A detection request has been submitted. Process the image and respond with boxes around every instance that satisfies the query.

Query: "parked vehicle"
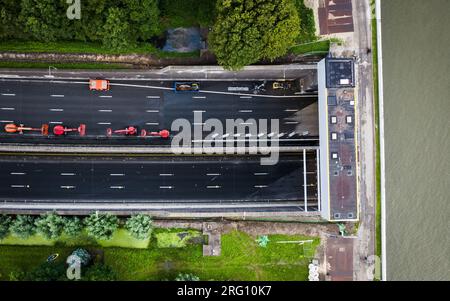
[174,82,200,92]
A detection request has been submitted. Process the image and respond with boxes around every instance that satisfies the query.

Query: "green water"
[381,0,450,280]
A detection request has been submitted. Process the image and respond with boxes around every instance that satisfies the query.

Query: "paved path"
[353,0,377,281]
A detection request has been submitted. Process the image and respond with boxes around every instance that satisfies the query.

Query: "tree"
[63,217,83,237]
[102,7,132,50]
[83,264,116,281]
[175,273,200,281]
[18,0,71,42]
[35,212,65,239]
[125,214,153,240]
[0,215,12,240]
[84,213,118,240]
[209,0,300,70]
[123,0,161,41]
[10,215,36,239]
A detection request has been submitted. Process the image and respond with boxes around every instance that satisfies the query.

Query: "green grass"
[0,230,320,281]
[290,40,331,55]
[0,40,200,59]
[0,61,128,69]
[371,0,382,279]
[0,245,73,280]
[105,231,320,281]
[0,228,150,249]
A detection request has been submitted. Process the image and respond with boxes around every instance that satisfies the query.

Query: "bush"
[175,273,200,281]
[125,214,153,240]
[10,215,36,239]
[25,262,66,281]
[63,217,84,237]
[0,215,12,239]
[84,213,118,240]
[83,264,116,281]
[35,212,65,239]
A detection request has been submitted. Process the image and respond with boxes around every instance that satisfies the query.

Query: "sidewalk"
[0,64,317,81]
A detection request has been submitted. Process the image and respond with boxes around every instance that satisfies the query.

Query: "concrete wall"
[318,59,330,220]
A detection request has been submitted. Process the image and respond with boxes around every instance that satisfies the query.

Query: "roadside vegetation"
[0,213,319,281]
[0,0,320,70]
[370,0,382,280]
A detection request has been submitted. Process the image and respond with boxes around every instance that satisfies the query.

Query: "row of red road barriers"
[4,123,170,139]
[3,79,172,139]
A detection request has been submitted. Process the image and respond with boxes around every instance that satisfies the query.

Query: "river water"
[381,0,450,280]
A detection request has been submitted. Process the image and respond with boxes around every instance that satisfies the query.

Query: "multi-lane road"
[0,78,318,146]
[0,153,319,212]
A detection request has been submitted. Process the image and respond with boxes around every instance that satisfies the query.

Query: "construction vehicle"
[89,79,110,91]
[140,129,170,139]
[174,82,200,92]
[106,126,138,137]
[4,123,49,136]
[53,124,86,136]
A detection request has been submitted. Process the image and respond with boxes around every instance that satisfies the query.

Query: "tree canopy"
[84,213,118,240]
[10,215,36,239]
[125,214,153,240]
[209,0,301,70]
[0,215,12,239]
[35,212,65,239]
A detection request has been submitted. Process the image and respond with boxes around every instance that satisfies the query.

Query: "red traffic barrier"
[53,124,86,136]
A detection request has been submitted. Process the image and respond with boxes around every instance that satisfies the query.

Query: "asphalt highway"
[0,79,318,147]
[0,153,318,211]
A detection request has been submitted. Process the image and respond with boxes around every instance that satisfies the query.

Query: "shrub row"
[0,213,153,241]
